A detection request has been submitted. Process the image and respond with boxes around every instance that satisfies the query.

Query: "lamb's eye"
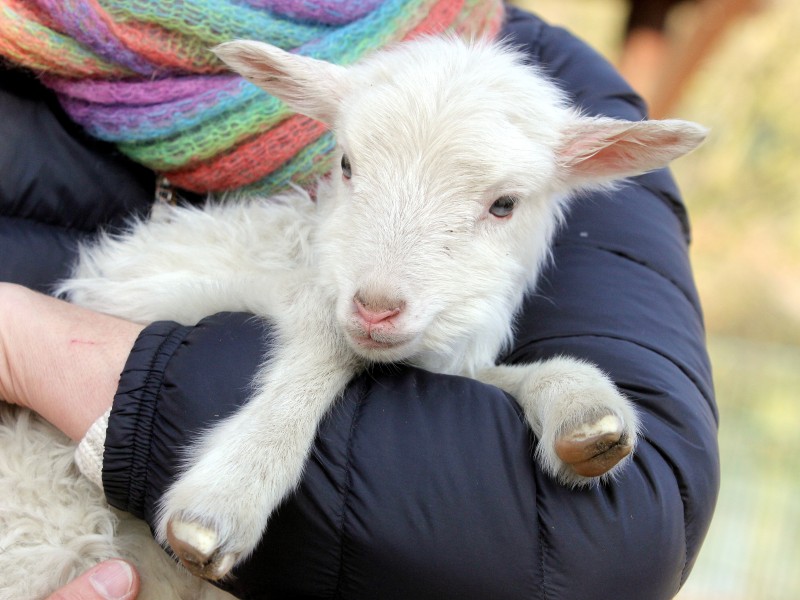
[341,153,352,179]
[489,195,517,218]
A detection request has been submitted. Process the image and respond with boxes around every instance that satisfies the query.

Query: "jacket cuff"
[102,320,192,519]
[100,313,266,523]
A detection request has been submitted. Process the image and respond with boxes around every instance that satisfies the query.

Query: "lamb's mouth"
[347,330,417,359]
[352,335,398,349]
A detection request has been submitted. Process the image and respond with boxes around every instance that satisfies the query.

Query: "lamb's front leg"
[157,328,357,580]
[477,357,640,487]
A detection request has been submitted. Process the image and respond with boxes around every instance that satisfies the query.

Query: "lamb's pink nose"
[353,295,403,325]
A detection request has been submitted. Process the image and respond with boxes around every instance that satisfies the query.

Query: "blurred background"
[512,1,799,598]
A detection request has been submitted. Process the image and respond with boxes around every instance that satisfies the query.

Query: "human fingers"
[45,559,140,600]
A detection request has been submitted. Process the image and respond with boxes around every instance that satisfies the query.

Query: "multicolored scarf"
[0,0,504,197]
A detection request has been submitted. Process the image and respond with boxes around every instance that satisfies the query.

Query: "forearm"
[0,283,144,441]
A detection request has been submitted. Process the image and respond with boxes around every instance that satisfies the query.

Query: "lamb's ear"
[213,40,347,124]
[557,116,708,186]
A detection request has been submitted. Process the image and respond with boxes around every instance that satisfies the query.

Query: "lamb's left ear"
[557,116,708,186]
[213,40,347,124]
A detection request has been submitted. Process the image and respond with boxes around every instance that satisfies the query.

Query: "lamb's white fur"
[49,36,706,582]
[0,404,234,599]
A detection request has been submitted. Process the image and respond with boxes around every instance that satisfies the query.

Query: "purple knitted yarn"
[58,78,255,141]
[32,0,157,75]
[247,0,385,24]
[45,75,241,105]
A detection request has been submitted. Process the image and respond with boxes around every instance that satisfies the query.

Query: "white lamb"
[58,35,706,581]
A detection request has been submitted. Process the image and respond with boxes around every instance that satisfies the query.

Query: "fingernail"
[89,559,135,600]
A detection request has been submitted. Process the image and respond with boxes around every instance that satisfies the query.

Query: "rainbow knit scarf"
[0,0,504,197]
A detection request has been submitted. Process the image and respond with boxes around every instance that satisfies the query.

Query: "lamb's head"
[214,37,706,371]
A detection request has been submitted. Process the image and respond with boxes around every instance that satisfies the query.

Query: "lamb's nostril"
[353,294,403,325]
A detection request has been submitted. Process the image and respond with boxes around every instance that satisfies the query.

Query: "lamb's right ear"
[213,41,347,124]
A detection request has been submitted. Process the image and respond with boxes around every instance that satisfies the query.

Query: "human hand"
[46,559,139,600]
[0,283,144,440]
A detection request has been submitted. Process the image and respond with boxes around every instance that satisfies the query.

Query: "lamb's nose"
[353,294,403,324]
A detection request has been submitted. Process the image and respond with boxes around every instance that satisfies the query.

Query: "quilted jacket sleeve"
[100,8,719,600]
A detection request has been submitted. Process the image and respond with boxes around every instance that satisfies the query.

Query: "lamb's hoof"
[554,415,633,478]
[166,519,237,581]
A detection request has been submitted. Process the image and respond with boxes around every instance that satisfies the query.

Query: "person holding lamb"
[0,2,718,598]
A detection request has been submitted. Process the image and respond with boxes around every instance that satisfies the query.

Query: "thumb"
[47,559,140,600]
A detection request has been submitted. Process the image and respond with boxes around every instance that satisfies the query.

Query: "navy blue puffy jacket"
[0,7,719,599]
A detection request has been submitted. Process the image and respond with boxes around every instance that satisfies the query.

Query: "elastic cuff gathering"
[101,320,191,519]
